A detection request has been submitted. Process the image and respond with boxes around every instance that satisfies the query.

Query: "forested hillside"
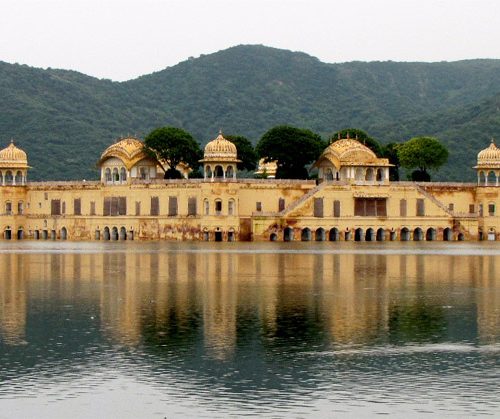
[1,45,500,180]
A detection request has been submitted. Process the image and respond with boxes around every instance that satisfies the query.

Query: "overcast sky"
[1,0,499,81]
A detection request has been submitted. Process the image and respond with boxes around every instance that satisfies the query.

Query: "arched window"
[487,171,496,186]
[478,171,486,185]
[215,199,222,215]
[228,199,235,216]
[376,169,383,181]
[105,168,112,183]
[214,165,224,179]
[205,165,212,179]
[226,165,234,178]
[365,168,374,181]
[120,167,127,183]
[204,199,209,215]
[355,168,364,180]
[5,171,13,185]
[112,168,119,182]
[0,171,3,185]
[15,171,23,185]
[5,201,12,215]
[324,168,334,181]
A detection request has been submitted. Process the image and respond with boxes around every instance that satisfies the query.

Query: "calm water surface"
[0,241,499,418]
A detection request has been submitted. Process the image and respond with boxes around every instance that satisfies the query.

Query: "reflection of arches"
[103,227,110,241]
[61,227,67,240]
[400,227,410,241]
[301,228,312,241]
[443,227,453,241]
[111,227,119,240]
[354,228,364,241]
[270,232,278,241]
[426,228,436,241]
[329,228,339,241]
[413,227,423,241]
[376,228,385,241]
[120,226,127,240]
[365,228,375,241]
[284,227,294,242]
[315,228,325,241]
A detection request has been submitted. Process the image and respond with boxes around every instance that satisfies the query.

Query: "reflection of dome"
[0,140,29,168]
[476,140,500,168]
[99,137,150,169]
[201,133,238,162]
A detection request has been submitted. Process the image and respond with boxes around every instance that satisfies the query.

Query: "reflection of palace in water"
[1,249,499,354]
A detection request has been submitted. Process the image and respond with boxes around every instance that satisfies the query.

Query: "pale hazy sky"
[1,0,499,81]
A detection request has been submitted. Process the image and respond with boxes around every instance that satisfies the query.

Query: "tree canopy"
[225,135,258,172]
[397,136,448,181]
[144,126,202,179]
[256,125,325,179]
[330,128,383,156]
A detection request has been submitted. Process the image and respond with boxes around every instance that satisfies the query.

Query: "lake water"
[0,241,499,418]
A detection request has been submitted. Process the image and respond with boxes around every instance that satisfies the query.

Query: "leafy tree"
[256,125,325,179]
[144,126,202,179]
[330,128,383,156]
[381,142,401,181]
[225,135,258,171]
[397,136,448,181]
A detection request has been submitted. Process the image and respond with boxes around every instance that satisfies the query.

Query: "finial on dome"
[10,139,14,145]
[219,128,223,136]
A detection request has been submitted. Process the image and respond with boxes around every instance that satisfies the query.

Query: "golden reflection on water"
[0,248,499,355]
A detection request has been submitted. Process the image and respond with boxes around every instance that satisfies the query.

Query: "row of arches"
[204,198,236,216]
[0,170,26,186]
[478,170,499,186]
[202,228,236,242]
[96,226,134,241]
[272,226,471,242]
[104,167,127,184]
[3,227,68,240]
[204,165,235,180]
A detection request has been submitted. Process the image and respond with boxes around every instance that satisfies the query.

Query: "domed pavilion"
[0,140,29,186]
[314,135,392,183]
[475,140,500,186]
[199,132,240,181]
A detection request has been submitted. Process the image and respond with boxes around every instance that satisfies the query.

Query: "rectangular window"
[51,199,61,215]
[400,199,407,217]
[333,200,341,217]
[44,192,48,200]
[469,204,475,214]
[416,198,425,216]
[488,204,495,216]
[168,196,178,216]
[448,203,454,212]
[135,201,141,216]
[479,204,484,217]
[354,198,387,216]
[188,197,197,216]
[228,200,234,216]
[256,202,262,212]
[90,201,96,216]
[150,196,159,216]
[74,198,81,216]
[215,200,222,215]
[17,201,23,215]
[278,198,285,212]
[313,197,324,217]
[103,197,127,216]
[5,202,12,215]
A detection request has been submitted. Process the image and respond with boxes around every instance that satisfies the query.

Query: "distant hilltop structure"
[0,133,498,242]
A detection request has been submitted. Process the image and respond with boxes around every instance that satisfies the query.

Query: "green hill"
[1,45,500,180]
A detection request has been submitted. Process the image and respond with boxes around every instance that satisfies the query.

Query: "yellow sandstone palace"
[0,133,499,242]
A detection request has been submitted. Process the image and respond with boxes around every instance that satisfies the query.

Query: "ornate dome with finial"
[98,137,150,169]
[476,140,500,168]
[201,132,239,162]
[0,140,29,169]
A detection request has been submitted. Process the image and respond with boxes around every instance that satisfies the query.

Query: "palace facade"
[0,133,499,242]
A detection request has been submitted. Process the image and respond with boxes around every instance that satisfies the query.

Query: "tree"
[256,125,325,179]
[330,128,383,156]
[397,136,448,181]
[144,126,202,179]
[225,135,258,171]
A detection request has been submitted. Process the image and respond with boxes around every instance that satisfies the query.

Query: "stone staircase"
[279,181,331,216]
[414,184,455,217]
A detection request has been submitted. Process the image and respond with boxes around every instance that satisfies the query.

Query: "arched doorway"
[17,228,23,240]
[203,229,209,241]
[111,227,119,240]
[95,230,101,240]
[488,229,496,241]
[60,227,67,240]
[426,228,436,241]
[443,228,452,241]
[228,228,235,242]
[365,228,375,241]
[457,233,465,241]
[315,228,325,241]
[119,227,127,240]
[270,233,278,241]
[4,227,12,240]
[34,230,40,240]
[103,227,110,241]
[284,227,294,242]
[42,230,48,240]
[376,228,385,241]
[413,227,423,241]
[344,230,352,241]
[214,165,224,179]
[354,228,364,242]
[214,229,223,242]
[329,228,339,241]
[400,227,410,241]
[301,228,312,241]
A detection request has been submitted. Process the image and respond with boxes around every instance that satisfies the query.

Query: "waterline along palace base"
[0,133,499,242]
